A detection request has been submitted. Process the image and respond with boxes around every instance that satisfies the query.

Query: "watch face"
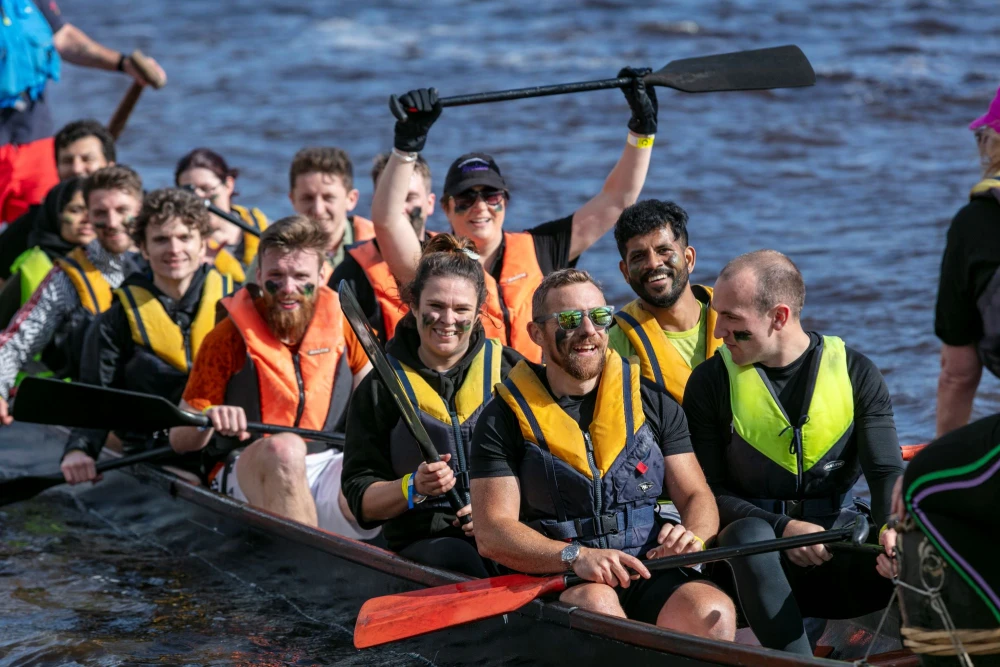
[561,543,580,563]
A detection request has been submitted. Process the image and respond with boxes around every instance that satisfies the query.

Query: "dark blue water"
[3,0,999,662]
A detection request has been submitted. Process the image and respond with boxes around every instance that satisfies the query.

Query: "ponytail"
[401,233,487,311]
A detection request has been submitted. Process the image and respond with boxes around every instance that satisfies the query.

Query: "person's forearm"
[52,24,121,70]
[360,479,409,523]
[64,428,106,460]
[169,425,212,453]
[675,488,720,541]
[371,152,422,286]
[936,369,980,437]
[476,517,568,574]
[568,137,652,259]
[715,489,791,535]
[0,274,70,400]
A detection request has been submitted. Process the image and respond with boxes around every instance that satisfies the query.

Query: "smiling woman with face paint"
[341,233,524,576]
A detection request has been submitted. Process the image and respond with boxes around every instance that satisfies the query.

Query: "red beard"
[264,291,317,343]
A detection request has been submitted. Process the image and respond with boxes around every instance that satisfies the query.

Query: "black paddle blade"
[647,45,815,92]
[12,378,205,431]
[0,472,63,507]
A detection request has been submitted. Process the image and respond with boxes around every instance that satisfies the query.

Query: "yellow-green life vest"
[719,336,856,502]
[10,246,53,305]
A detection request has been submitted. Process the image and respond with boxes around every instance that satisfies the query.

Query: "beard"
[628,263,690,309]
[264,291,317,343]
[548,331,607,381]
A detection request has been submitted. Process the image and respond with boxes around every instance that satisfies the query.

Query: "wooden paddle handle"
[107,50,165,140]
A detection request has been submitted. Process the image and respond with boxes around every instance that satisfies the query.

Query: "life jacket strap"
[534,504,656,540]
[747,492,852,519]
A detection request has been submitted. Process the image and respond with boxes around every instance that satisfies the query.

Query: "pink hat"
[970,86,1000,133]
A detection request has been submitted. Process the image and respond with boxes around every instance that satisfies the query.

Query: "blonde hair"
[977,127,1000,176]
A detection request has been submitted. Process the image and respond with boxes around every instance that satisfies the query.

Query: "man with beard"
[608,200,721,405]
[0,165,143,425]
[470,268,736,638]
[60,188,234,485]
[170,215,377,538]
[683,250,903,654]
[330,152,436,342]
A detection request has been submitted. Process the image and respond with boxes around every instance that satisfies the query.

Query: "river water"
[2,0,998,663]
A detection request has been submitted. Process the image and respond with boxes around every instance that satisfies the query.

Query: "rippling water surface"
[2,0,999,663]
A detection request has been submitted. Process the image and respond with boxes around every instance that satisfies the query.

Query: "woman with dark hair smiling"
[175,148,268,282]
[341,233,523,576]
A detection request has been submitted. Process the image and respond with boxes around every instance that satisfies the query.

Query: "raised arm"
[52,23,166,84]
[371,89,442,286]
[567,68,657,261]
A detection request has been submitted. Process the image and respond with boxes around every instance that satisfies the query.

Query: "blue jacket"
[0,0,60,107]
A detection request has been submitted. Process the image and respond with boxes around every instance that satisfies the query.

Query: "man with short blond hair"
[0,165,144,425]
[171,215,375,538]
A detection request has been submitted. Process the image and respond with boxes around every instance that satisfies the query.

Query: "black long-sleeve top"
[683,332,903,534]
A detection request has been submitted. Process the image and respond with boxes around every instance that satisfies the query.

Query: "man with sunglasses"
[682,250,903,654]
[609,199,721,405]
[0,165,144,425]
[369,70,658,361]
[470,268,736,638]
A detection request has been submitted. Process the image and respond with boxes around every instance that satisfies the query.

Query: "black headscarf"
[25,177,85,260]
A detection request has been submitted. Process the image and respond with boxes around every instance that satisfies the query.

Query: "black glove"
[618,67,658,136]
[389,88,442,153]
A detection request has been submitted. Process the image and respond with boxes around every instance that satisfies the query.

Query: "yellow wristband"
[627,132,655,148]
[401,473,413,501]
[878,523,888,540]
[201,405,214,414]
[692,535,706,550]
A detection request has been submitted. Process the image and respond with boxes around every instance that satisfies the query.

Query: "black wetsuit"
[683,332,904,654]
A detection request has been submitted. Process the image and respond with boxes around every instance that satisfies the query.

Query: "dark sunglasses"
[534,306,615,331]
[452,189,506,212]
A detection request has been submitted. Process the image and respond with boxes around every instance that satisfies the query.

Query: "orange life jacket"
[352,215,375,242]
[482,232,544,363]
[222,286,352,432]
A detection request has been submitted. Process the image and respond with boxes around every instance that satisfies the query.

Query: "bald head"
[718,250,805,319]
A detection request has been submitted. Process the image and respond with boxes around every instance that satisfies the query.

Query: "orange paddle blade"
[354,573,567,648]
[901,444,927,461]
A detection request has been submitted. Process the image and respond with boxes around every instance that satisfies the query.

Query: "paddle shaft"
[338,282,469,520]
[107,50,165,139]
[440,76,633,107]
[563,520,863,587]
[205,200,261,238]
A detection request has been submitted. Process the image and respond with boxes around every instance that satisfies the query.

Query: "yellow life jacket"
[115,269,233,373]
[55,247,113,315]
[970,172,1000,199]
[210,205,268,282]
[613,284,722,404]
[719,335,854,476]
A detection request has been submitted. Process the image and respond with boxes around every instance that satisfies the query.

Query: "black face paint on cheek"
[734,330,752,342]
[421,313,436,328]
[408,207,423,225]
[302,283,315,297]
[554,327,569,345]
[456,320,472,333]
[493,203,503,213]
[264,280,280,295]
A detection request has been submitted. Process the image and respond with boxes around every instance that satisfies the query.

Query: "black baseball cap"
[442,152,508,198]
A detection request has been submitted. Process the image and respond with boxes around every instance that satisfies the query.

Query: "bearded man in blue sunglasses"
[469,268,736,639]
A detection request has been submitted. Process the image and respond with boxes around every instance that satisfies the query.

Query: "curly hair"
[613,199,689,260]
[131,188,213,246]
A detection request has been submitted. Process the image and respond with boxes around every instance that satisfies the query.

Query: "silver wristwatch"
[560,542,581,571]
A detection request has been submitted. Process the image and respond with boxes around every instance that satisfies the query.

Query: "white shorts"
[211,448,381,541]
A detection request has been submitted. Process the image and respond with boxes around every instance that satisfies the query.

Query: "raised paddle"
[354,516,869,648]
[180,185,262,238]
[435,45,814,108]
[11,377,345,444]
[107,50,166,140]
[338,281,470,521]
